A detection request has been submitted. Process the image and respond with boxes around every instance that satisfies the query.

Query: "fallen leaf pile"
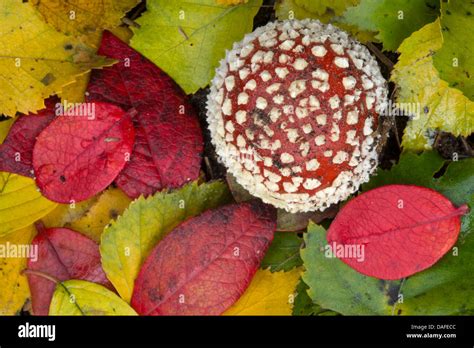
[0,0,472,317]
[87,31,204,198]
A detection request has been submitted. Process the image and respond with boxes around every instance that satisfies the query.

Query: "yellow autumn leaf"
[0,0,113,116]
[58,73,91,104]
[41,187,131,242]
[216,0,249,5]
[0,118,15,144]
[49,280,137,316]
[41,196,99,229]
[30,0,138,104]
[30,0,140,37]
[0,225,36,315]
[224,268,302,315]
[391,19,474,150]
[0,172,57,237]
[69,187,132,242]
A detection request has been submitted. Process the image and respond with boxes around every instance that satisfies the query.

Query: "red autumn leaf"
[32,101,135,203]
[0,97,57,177]
[86,31,203,198]
[26,225,112,315]
[327,184,469,280]
[131,201,277,315]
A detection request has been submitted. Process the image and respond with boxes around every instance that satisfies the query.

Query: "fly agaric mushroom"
[207,19,388,213]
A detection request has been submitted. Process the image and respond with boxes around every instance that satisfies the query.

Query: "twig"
[460,136,474,156]
[204,156,214,179]
[121,17,140,28]
[178,26,189,41]
[366,42,394,71]
[433,131,442,148]
[392,118,401,149]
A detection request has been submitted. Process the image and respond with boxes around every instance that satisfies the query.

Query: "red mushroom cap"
[207,19,388,213]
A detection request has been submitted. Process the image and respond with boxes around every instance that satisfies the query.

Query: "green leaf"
[49,280,137,316]
[100,181,233,303]
[292,278,338,316]
[302,153,474,315]
[362,151,474,206]
[276,0,328,21]
[292,279,316,315]
[130,0,262,94]
[433,0,474,100]
[363,151,444,190]
[276,0,359,21]
[302,223,398,315]
[261,232,303,272]
[341,0,440,51]
[275,0,376,42]
[391,20,474,150]
[294,0,359,16]
[396,198,474,315]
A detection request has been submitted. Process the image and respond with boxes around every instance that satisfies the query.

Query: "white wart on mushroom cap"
[207,19,388,213]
